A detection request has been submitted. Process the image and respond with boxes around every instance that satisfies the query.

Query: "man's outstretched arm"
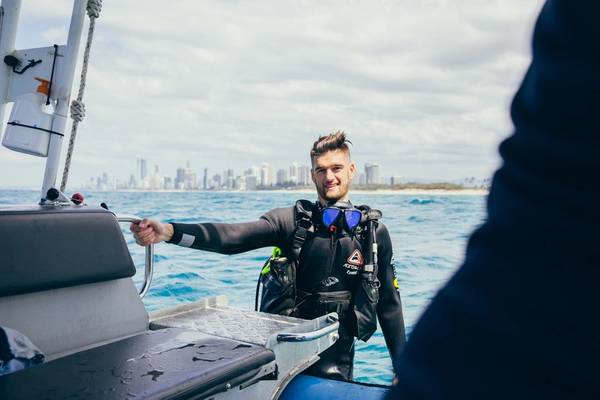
[130,207,294,254]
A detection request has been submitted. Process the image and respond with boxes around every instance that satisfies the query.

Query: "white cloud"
[0,0,545,188]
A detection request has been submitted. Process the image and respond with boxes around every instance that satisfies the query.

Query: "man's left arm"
[376,223,407,364]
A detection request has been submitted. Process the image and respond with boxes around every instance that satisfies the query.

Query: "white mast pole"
[40,0,86,199]
[0,0,22,125]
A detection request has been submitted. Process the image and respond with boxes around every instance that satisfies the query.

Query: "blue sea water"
[0,189,487,385]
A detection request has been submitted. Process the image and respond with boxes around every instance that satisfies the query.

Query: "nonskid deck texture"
[150,296,307,346]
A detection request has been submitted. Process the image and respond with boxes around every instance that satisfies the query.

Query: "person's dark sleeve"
[390,1,600,399]
[166,207,294,254]
[376,223,406,366]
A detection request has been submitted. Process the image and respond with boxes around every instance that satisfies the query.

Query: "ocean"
[0,189,487,385]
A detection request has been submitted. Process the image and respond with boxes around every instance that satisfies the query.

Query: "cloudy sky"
[1,0,545,188]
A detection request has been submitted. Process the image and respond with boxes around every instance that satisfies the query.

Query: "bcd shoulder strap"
[290,199,315,260]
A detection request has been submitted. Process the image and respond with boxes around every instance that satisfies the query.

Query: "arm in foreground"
[389,1,600,398]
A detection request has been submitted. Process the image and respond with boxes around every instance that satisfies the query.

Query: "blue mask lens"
[344,209,362,230]
[322,208,341,228]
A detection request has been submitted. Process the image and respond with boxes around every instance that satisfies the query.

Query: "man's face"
[311,149,356,204]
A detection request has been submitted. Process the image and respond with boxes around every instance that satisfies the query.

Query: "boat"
[0,1,393,398]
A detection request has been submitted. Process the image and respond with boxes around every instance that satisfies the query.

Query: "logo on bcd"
[342,249,365,275]
[347,249,364,266]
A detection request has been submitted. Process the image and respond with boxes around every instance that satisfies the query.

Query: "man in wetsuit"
[132,131,405,382]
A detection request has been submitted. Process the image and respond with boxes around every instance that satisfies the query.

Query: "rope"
[70,99,86,122]
[60,0,102,192]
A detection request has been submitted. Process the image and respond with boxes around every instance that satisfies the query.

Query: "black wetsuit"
[167,202,406,381]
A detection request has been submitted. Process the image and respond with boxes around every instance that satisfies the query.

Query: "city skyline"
[86,157,380,191]
[83,157,489,192]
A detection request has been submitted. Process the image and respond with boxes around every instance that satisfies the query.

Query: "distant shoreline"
[0,187,488,196]
[98,188,489,195]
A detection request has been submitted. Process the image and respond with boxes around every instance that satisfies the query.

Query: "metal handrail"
[276,313,340,342]
[116,214,154,298]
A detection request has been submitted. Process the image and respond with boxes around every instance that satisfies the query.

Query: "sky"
[0,0,546,189]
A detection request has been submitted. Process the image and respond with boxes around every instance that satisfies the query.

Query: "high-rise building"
[390,176,402,187]
[203,168,208,190]
[175,167,186,189]
[276,169,288,186]
[185,170,197,189]
[260,163,273,187]
[128,174,137,189]
[365,163,381,185]
[212,174,222,189]
[245,175,257,191]
[289,162,298,184]
[358,172,366,186]
[174,162,197,189]
[298,166,311,186]
[96,172,111,190]
[137,158,148,182]
[223,169,235,190]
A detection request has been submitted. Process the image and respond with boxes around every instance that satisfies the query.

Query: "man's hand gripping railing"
[116,214,154,298]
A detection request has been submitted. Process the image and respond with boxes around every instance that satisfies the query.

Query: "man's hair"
[310,130,352,162]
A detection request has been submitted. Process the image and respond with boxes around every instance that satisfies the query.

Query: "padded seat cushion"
[0,206,135,297]
[0,328,275,399]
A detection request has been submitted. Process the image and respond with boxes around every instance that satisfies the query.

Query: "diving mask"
[321,202,363,232]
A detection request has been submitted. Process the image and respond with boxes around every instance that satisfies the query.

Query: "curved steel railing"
[276,313,340,342]
[116,214,154,298]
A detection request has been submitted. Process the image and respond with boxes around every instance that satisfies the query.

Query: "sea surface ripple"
[1,190,486,385]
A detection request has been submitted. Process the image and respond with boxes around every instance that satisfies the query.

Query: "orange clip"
[34,77,50,95]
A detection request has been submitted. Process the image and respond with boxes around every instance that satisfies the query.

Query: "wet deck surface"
[0,328,275,400]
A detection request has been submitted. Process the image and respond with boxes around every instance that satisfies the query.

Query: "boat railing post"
[0,0,22,131]
[40,0,87,199]
[116,214,155,298]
